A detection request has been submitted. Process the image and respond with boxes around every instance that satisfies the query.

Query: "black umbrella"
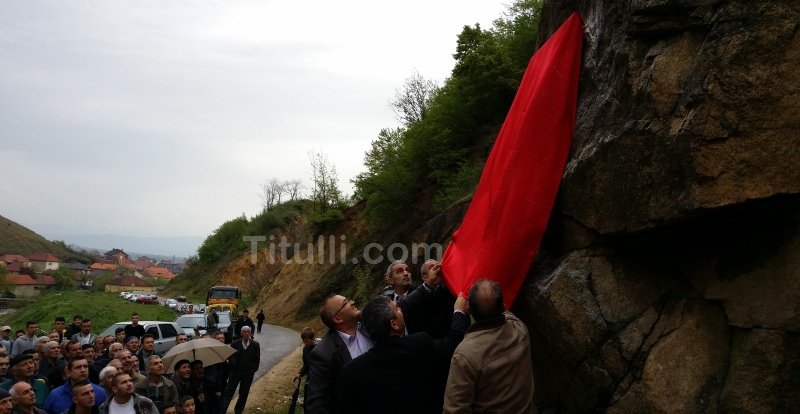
[288,379,301,414]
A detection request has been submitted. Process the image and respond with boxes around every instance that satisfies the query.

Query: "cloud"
[0,0,507,243]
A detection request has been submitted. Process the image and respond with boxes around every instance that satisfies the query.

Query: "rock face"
[517,0,800,411]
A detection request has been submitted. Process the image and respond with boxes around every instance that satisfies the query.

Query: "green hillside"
[0,215,92,263]
[171,0,544,315]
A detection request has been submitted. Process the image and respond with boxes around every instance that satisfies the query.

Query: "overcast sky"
[0,1,508,253]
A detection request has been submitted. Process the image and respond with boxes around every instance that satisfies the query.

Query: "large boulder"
[544,0,800,234]
[516,0,800,411]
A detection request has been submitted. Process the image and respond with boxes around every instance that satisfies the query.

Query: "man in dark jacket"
[255,311,265,334]
[333,294,469,414]
[380,261,415,302]
[222,327,259,414]
[202,332,228,414]
[398,260,456,339]
[231,311,255,341]
[123,315,145,344]
[306,295,373,414]
[63,317,82,344]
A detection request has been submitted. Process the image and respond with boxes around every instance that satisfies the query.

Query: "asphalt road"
[252,323,301,380]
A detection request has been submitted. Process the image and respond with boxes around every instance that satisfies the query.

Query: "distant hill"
[0,215,93,263]
[48,234,202,258]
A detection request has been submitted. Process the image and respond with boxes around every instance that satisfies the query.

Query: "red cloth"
[441,13,583,307]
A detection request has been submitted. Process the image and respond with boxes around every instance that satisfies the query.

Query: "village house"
[67,262,92,287]
[104,248,131,265]
[141,266,176,282]
[0,261,24,275]
[0,274,56,297]
[27,252,60,273]
[104,274,154,293]
[0,254,30,268]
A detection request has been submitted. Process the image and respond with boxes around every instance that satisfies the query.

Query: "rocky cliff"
[224,1,798,411]
[521,0,800,411]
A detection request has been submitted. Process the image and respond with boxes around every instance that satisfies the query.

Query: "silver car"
[99,321,184,354]
[174,312,231,338]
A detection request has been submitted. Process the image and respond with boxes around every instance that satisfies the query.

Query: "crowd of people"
[0,259,535,414]
[0,310,260,414]
[295,259,535,414]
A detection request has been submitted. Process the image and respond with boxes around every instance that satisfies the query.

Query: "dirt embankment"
[238,345,305,414]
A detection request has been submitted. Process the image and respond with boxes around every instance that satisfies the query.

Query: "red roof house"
[142,267,176,280]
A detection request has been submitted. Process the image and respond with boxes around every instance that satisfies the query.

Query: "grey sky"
[0,1,507,251]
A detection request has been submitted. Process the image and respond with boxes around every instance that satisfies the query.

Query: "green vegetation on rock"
[353,0,543,227]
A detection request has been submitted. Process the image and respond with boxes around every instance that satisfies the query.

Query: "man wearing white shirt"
[306,295,373,414]
[71,320,97,346]
[98,374,158,414]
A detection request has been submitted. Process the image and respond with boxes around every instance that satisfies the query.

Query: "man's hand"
[426,263,442,287]
[454,294,469,314]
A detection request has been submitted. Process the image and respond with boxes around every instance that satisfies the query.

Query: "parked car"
[174,312,232,341]
[99,321,184,354]
[136,295,159,304]
[174,314,209,337]
[176,296,187,302]
[193,304,206,314]
[177,303,191,314]
[164,299,178,309]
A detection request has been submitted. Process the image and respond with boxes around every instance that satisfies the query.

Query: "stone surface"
[590,255,674,325]
[515,2,800,411]
[544,0,800,234]
[690,209,800,331]
[639,300,728,413]
[527,251,608,369]
[719,329,800,413]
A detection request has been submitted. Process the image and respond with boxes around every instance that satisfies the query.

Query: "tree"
[259,178,286,211]
[52,267,75,291]
[390,70,439,126]
[308,152,343,213]
[285,179,304,201]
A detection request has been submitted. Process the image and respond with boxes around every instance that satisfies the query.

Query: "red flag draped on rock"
[441,13,584,307]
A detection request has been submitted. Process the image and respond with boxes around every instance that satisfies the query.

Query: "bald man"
[306,294,373,414]
[443,279,535,413]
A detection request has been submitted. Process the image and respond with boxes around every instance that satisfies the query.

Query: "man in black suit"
[232,310,256,341]
[333,292,469,414]
[306,295,373,414]
[399,259,457,339]
[222,326,260,414]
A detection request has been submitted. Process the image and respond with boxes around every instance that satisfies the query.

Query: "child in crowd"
[293,327,317,410]
[179,395,196,414]
[293,327,316,383]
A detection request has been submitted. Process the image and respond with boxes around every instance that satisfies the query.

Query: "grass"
[1,290,176,334]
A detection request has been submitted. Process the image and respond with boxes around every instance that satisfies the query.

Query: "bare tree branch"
[390,70,439,126]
